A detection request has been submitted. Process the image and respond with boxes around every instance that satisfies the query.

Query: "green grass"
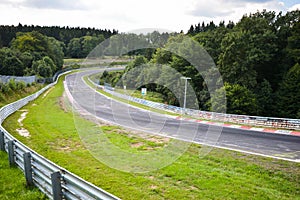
[2,74,300,199]
[101,125,167,153]
[0,150,46,199]
[63,58,85,65]
[109,61,130,66]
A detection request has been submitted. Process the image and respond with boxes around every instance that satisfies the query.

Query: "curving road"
[65,69,300,162]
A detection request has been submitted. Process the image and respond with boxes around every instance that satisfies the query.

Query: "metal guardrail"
[0,71,120,200]
[89,80,300,131]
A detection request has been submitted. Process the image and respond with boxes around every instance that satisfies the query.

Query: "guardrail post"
[51,171,63,200]
[0,130,5,151]
[23,152,34,186]
[8,140,15,166]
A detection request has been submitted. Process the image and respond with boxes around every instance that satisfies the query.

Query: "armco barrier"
[89,80,300,131]
[0,72,120,200]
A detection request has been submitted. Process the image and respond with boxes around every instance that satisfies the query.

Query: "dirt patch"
[17,110,28,126]
[131,142,144,148]
[122,130,170,144]
[16,128,30,137]
[58,146,71,152]
[16,110,30,137]
[189,186,197,190]
[59,94,68,113]
[150,185,158,190]
[49,138,83,153]
[147,136,170,144]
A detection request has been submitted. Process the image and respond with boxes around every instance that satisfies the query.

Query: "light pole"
[181,77,191,113]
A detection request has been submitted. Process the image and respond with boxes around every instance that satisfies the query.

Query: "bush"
[0,92,5,102]
[16,81,26,90]
[8,79,17,91]
[0,79,32,95]
[1,84,12,94]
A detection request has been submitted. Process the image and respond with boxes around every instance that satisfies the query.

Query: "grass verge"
[0,145,46,200]
[2,75,300,199]
[0,152,46,199]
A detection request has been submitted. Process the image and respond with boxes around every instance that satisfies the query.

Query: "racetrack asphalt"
[65,69,300,162]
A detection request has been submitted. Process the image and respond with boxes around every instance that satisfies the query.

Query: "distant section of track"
[65,69,300,162]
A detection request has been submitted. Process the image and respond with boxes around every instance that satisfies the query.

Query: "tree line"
[0,31,64,79]
[0,24,118,78]
[0,23,117,48]
[100,10,300,119]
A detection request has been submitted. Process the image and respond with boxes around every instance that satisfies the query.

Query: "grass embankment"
[0,84,43,108]
[3,75,300,199]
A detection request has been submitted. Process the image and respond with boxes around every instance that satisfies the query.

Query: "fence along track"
[89,79,300,131]
[0,71,120,200]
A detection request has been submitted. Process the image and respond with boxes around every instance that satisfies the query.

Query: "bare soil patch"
[16,110,30,137]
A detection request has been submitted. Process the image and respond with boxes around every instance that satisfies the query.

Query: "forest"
[0,25,117,78]
[100,10,300,119]
[0,10,299,118]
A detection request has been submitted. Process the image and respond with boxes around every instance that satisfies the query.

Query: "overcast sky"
[0,0,299,33]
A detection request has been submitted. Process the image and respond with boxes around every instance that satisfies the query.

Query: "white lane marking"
[275,130,292,134]
[250,127,265,131]
[229,125,242,128]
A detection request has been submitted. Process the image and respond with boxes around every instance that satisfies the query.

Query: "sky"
[0,0,299,33]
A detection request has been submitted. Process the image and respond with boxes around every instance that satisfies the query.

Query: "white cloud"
[288,3,300,11]
[21,0,88,10]
[185,0,288,30]
[0,0,294,32]
[188,0,286,18]
[188,1,236,17]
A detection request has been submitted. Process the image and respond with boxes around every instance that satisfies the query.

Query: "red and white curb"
[175,116,300,137]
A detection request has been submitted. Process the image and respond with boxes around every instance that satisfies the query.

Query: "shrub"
[1,83,12,94]
[16,81,26,90]
[8,79,17,91]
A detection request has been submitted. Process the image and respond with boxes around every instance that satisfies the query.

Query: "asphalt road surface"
[65,69,300,162]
